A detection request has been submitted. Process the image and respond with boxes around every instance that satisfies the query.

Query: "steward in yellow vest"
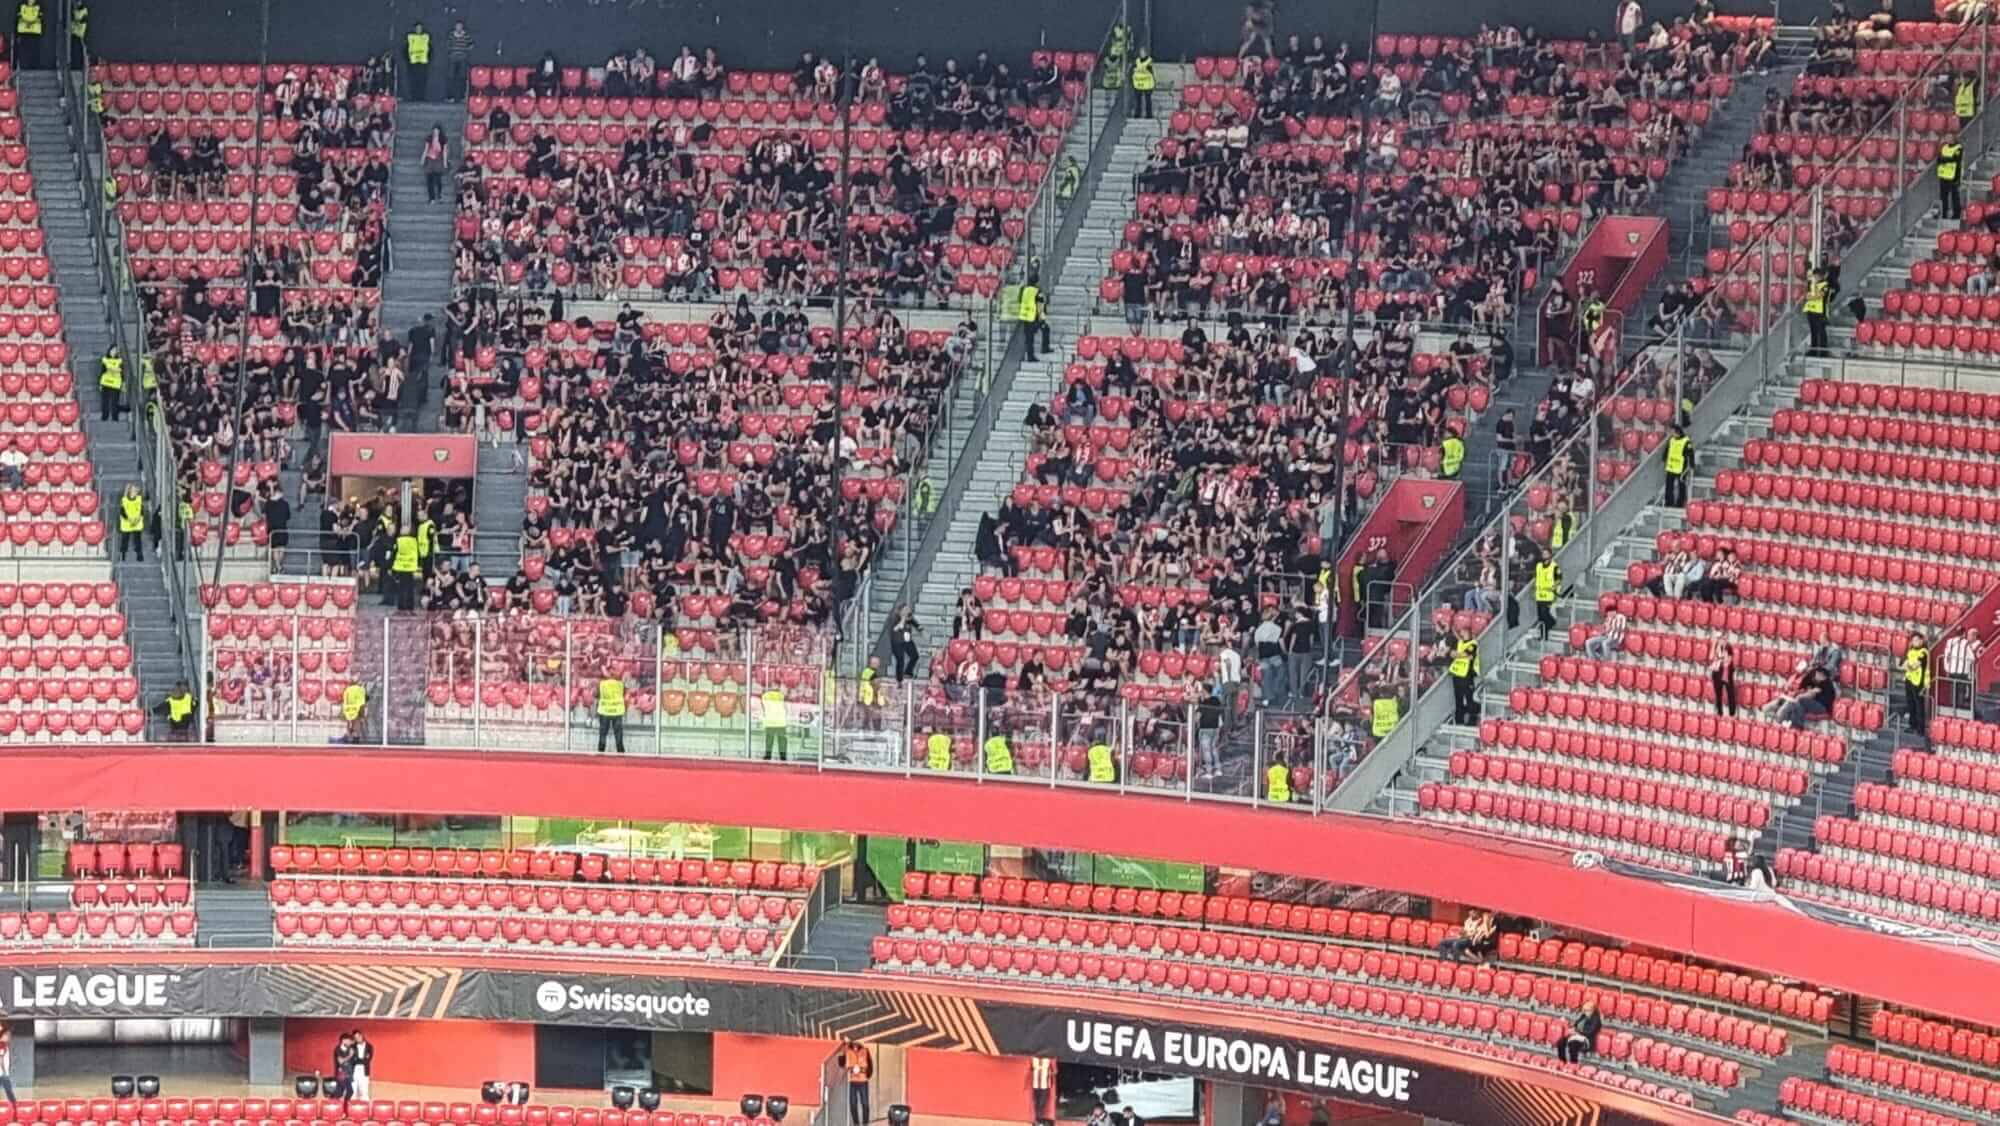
[1939,140,1966,221]
[1265,762,1290,803]
[1370,693,1399,738]
[1439,432,1464,480]
[1086,742,1116,783]
[117,484,146,562]
[1663,425,1691,508]
[926,732,952,771]
[97,349,124,421]
[405,22,433,100]
[14,1,43,70]
[1903,635,1931,740]
[1533,557,1560,641]
[1450,635,1480,725]
[342,683,368,740]
[761,688,789,761]
[1130,50,1155,118]
[596,676,627,754]
[984,734,1015,775]
[156,680,196,740]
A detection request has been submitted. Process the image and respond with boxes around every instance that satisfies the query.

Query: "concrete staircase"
[792,902,889,973]
[192,886,275,948]
[383,102,464,432]
[856,88,1121,654]
[18,72,187,722]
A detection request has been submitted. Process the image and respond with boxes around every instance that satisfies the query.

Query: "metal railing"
[54,24,203,726]
[1320,16,2000,810]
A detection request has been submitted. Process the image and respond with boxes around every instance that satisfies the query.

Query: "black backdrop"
[75,0,1937,73]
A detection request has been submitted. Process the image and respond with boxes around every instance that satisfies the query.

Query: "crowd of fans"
[453,43,1080,307]
[433,291,977,630]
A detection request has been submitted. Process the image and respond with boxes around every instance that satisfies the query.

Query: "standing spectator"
[841,1040,873,1125]
[12,0,40,71]
[1709,640,1738,716]
[1556,999,1602,1064]
[1449,627,1481,725]
[421,125,449,203]
[1662,423,1691,507]
[98,346,124,421]
[1284,603,1316,706]
[1214,638,1243,751]
[1938,135,1965,221]
[1903,630,1931,739]
[0,1025,18,1103]
[1253,607,1286,709]
[596,670,627,754]
[116,481,145,561]
[1130,47,1155,118]
[1532,552,1560,642]
[350,1032,374,1101]
[1809,626,1846,684]
[404,22,432,102]
[1027,1057,1056,1126]
[446,19,475,102]
[889,605,924,681]
[263,482,292,572]
[1617,0,1644,54]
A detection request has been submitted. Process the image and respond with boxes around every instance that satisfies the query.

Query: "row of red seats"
[1603,589,1900,654]
[1872,1006,2000,1070]
[1506,686,1846,764]
[1778,1077,1975,1126]
[1818,802,2000,882]
[1586,622,1890,693]
[1446,751,1770,830]
[272,911,778,955]
[0,910,193,941]
[269,879,800,924]
[1684,498,2000,565]
[1535,653,1883,731]
[70,880,190,909]
[66,841,183,877]
[872,938,1736,1093]
[1774,850,2000,927]
[881,911,1785,1057]
[1417,785,1730,867]
[267,845,811,890]
[1830,1042,2000,1114]
[1747,438,2000,496]
[1479,717,1810,798]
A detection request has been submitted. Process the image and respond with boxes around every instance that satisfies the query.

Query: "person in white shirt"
[1617,0,1644,52]
[1216,642,1245,747]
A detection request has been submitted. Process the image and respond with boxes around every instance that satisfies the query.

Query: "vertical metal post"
[1585,415,1599,551]
[1809,183,1823,272]
[1897,99,1909,194]
[743,628,755,761]
[378,615,389,747]
[197,612,210,744]
[1050,690,1061,787]
[1117,698,1130,794]
[1758,242,1771,335]
[1407,603,1420,716]
[289,620,300,746]
[561,619,573,754]
[1184,701,1196,801]
[473,616,483,749]
[975,692,987,781]
[904,687,916,777]
[1312,720,1327,815]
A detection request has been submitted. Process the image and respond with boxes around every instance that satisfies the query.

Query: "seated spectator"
[1556,999,1602,1064]
[1693,545,1740,602]
[1437,911,1498,963]
[1762,660,1837,729]
[1583,610,1626,660]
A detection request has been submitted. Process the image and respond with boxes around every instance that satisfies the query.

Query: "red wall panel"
[903,1047,1033,1122]
[286,1018,535,1088]
[711,1034,832,1106]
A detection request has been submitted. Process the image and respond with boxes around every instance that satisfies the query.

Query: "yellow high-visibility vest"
[597,678,626,717]
[69,2,85,40]
[1017,283,1040,323]
[406,31,432,64]
[858,667,877,706]
[1313,566,1332,610]
[341,684,367,721]
[140,356,157,389]
[1939,142,1963,183]
[1450,638,1478,679]
[1665,435,1690,475]
[926,732,952,771]
[1802,278,1829,315]
[118,493,144,533]
[1131,57,1156,92]
[1905,646,1930,688]
[15,3,41,36]
[1534,560,1558,604]
[1370,695,1400,737]
[1957,79,1977,118]
[984,735,1014,775]
[1440,435,1464,479]
[761,689,786,728]
[166,692,193,722]
[1086,743,1115,782]
[1551,511,1574,551]
[391,534,421,574]
[1265,763,1290,803]
[99,354,123,390]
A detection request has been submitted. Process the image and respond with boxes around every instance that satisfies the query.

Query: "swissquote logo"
[6,971,180,1010]
[533,979,711,1021]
